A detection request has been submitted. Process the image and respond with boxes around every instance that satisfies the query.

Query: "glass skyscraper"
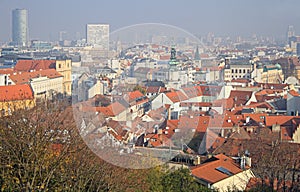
[12,9,28,46]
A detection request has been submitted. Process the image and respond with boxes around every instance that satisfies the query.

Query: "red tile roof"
[212,98,234,109]
[265,116,294,127]
[181,86,203,98]
[281,127,293,141]
[288,89,300,97]
[256,83,288,90]
[97,102,126,117]
[9,69,63,84]
[128,90,144,101]
[14,60,56,71]
[0,68,14,75]
[255,89,283,96]
[165,91,188,103]
[229,90,253,106]
[0,84,34,101]
[191,154,245,184]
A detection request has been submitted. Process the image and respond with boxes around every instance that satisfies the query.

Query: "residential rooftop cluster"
[1,8,300,191]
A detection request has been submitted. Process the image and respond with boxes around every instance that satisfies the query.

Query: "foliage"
[0,100,216,191]
[133,85,146,95]
[147,167,216,192]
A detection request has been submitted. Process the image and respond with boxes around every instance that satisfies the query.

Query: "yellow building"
[252,63,284,83]
[261,64,284,83]
[9,69,64,99]
[56,59,72,95]
[14,59,72,96]
[0,84,35,116]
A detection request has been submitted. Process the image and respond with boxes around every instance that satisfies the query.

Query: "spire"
[194,45,200,61]
[169,46,179,66]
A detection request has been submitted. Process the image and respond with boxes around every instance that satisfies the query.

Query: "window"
[239,69,242,73]
[243,69,246,73]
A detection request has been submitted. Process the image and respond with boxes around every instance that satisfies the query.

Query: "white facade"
[211,169,255,192]
[287,92,300,116]
[30,76,64,98]
[88,80,104,99]
[151,93,173,110]
[86,24,109,50]
[0,74,14,86]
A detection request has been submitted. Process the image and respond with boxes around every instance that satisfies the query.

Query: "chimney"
[157,128,163,135]
[246,116,250,124]
[271,123,280,132]
[240,155,246,170]
[245,156,251,167]
[194,155,201,165]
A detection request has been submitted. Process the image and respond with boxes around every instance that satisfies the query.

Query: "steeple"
[194,45,200,61]
[169,46,179,67]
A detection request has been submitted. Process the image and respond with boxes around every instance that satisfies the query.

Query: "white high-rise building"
[12,9,28,46]
[86,24,109,50]
[287,25,295,42]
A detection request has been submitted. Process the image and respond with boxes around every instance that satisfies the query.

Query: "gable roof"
[265,116,294,127]
[9,69,63,84]
[229,90,253,106]
[165,90,188,103]
[191,154,245,184]
[96,102,126,117]
[0,84,34,101]
[213,98,234,109]
[128,90,144,101]
[14,60,56,72]
[0,68,14,75]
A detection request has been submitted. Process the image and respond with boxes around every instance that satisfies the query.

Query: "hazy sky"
[1,0,300,42]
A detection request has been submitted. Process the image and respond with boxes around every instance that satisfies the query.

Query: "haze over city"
[2,0,300,191]
[1,0,300,42]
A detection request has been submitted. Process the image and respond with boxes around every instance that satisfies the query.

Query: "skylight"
[215,166,233,176]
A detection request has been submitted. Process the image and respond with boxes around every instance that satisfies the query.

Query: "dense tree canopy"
[0,101,215,191]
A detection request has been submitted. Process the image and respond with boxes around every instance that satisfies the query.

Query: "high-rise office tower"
[287,25,295,41]
[12,9,28,46]
[86,24,109,50]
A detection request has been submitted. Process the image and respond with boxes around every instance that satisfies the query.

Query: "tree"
[161,167,216,192]
[0,100,150,191]
[133,85,146,95]
[252,141,300,191]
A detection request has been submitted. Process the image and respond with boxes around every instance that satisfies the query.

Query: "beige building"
[14,59,72,96]
[9,69,64,99]
[252,63,284,83]
[223,63,252,81]
[56,59,72,95]
[0,84,35,116]
[97,102,127,121]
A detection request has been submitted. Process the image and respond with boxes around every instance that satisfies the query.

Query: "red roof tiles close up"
[14,60,56,72]
[0,84,34,102]
[9,69,63,84]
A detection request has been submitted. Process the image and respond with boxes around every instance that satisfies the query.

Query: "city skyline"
[1,0,300,42]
